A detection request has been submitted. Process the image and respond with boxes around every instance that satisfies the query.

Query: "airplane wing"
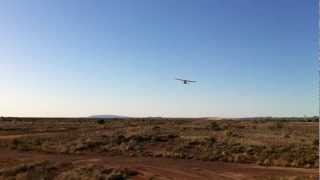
[187,80,197,83]
[175,78,185,81]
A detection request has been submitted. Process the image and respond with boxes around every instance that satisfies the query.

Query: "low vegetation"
[0,117,318,173]
[0,160,139,180]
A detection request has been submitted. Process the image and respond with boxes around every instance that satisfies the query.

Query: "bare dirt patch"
[0,117,318,179]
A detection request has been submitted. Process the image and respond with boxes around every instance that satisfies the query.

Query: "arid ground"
[0,117,318,180]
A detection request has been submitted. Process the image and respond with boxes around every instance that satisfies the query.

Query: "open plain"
[0,117,318,180]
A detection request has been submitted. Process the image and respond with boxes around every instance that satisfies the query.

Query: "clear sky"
[0,0,318,117]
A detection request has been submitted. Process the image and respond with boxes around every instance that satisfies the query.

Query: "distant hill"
[89,115,129,119]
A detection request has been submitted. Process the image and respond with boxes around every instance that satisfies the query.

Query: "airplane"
[175,78,197,84]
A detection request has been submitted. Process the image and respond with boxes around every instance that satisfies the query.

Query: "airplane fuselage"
[175,78,196,84]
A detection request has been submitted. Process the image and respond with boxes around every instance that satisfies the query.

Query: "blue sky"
[0,0,317,117]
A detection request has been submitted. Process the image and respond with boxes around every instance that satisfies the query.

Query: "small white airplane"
[175,78,197,84]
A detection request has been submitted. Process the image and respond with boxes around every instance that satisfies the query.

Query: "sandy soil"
[0,149,317,180]
[0,118,318,180]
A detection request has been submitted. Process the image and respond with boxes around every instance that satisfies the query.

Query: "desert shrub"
[129,135,151,143]
[11,138,44,151]
[283,133,290,138]
[301,116,319,122]
[275,121,284,129]
[313,138,319,146]
[312,116,319,122]
[255,144,319,168]
[224,130,242,138]
[97,119,105,125]
[224,130,233,137]
[111,135,127,145]
[57,165,139,180]
[269,121,284,130]
[208,122,222,131]
[152,126,161,131]
[0,160,57,180]
[232,153,252,163]
[152,134,177,142]
[207,137,216,146]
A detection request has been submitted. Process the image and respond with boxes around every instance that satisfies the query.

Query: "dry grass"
[0,117,318,169]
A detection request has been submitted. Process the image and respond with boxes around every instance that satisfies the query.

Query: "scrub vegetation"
[0,117,318,179]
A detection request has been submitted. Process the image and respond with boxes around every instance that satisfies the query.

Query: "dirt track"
[0,118,318,179]
[0,149,317,180]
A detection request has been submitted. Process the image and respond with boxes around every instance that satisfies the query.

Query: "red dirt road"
[0,149,318,180]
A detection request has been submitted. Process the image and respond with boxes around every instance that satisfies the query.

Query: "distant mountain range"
[89,115,129,119]
[88,115,226,120]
